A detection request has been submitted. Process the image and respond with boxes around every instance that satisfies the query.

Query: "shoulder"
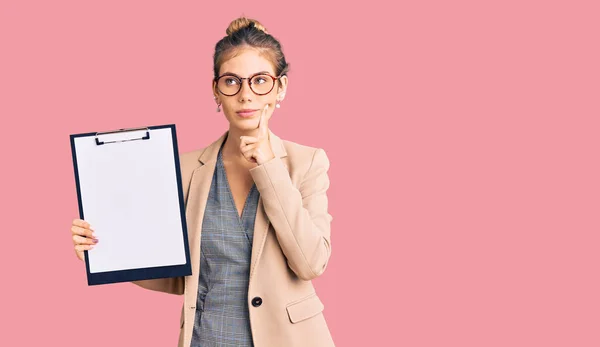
[179,148,204,163]
[281,138,330,174]
[178,148,204,174]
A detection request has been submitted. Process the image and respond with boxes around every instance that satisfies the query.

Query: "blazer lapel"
[183,131,226,306]
[249,130,288,282]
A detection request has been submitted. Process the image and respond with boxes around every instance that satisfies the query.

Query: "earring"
[275,100,281,108]
[214,96,221,112]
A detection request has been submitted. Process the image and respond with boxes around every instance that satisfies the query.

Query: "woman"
[70,17,335,347]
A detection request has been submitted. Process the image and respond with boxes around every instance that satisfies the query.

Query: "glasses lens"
[218,76,241,95]
[250,74,274,95]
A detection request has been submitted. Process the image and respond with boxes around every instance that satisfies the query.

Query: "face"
[213,48,288,132]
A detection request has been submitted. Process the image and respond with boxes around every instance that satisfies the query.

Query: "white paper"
[74,128,186,273]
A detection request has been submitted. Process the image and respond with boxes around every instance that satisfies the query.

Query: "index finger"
[72,218,93,230]
[72,226,95,239]
[258,104,269,138]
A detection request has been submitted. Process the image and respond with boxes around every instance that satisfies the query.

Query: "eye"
[224,77,239,85]
[253,76,268,84]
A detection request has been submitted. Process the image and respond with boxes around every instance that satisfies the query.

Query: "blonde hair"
[213,16,290,79]
[226,17,269,36]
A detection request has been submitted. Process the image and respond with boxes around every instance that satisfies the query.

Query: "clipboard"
[70,124,192,286]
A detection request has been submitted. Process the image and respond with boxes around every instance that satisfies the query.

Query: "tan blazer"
[133,129,335,347]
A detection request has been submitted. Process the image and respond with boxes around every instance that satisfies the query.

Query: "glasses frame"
[214,72,282,96]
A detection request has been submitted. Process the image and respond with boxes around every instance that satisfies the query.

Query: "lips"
[236,109,258,118]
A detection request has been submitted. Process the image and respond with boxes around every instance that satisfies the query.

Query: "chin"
[230,119,258,130]
[234,116,258,124]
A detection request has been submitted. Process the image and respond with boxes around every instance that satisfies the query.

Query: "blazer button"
[251,297,263,307]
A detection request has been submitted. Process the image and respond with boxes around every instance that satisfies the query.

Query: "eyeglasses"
[214,72,282,96]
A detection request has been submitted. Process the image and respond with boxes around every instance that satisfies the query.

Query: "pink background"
[1,0,599,346]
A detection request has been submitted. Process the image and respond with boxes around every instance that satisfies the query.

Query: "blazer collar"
[198,129,287,165]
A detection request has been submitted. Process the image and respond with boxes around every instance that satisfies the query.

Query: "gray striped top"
[190,139,259,347]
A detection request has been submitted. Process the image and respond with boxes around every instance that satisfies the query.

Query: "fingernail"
[92,232,97,238]
[93,239,99,244]
[89,226,94,231]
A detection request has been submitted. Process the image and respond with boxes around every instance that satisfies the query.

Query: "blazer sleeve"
[249,148,333,281]
[131,277,184,295]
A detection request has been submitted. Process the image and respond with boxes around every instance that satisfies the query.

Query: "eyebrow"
[220,71,272,77]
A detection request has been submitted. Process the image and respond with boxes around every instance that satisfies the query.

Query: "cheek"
[264,95,277,105]
[221,99,235,110]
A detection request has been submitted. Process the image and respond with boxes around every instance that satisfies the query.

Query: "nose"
[238,78,253,101]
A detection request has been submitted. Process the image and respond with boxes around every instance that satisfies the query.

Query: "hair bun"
[226,17,269,36]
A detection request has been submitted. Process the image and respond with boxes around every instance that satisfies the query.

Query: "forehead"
[219,48,276,76]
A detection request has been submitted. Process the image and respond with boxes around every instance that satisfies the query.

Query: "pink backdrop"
[1,0,599,346]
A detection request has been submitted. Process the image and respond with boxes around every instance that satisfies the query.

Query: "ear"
[277,76,288,101]
[212,80,219,102]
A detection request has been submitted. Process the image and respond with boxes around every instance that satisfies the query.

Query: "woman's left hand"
[240,104,276,165]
